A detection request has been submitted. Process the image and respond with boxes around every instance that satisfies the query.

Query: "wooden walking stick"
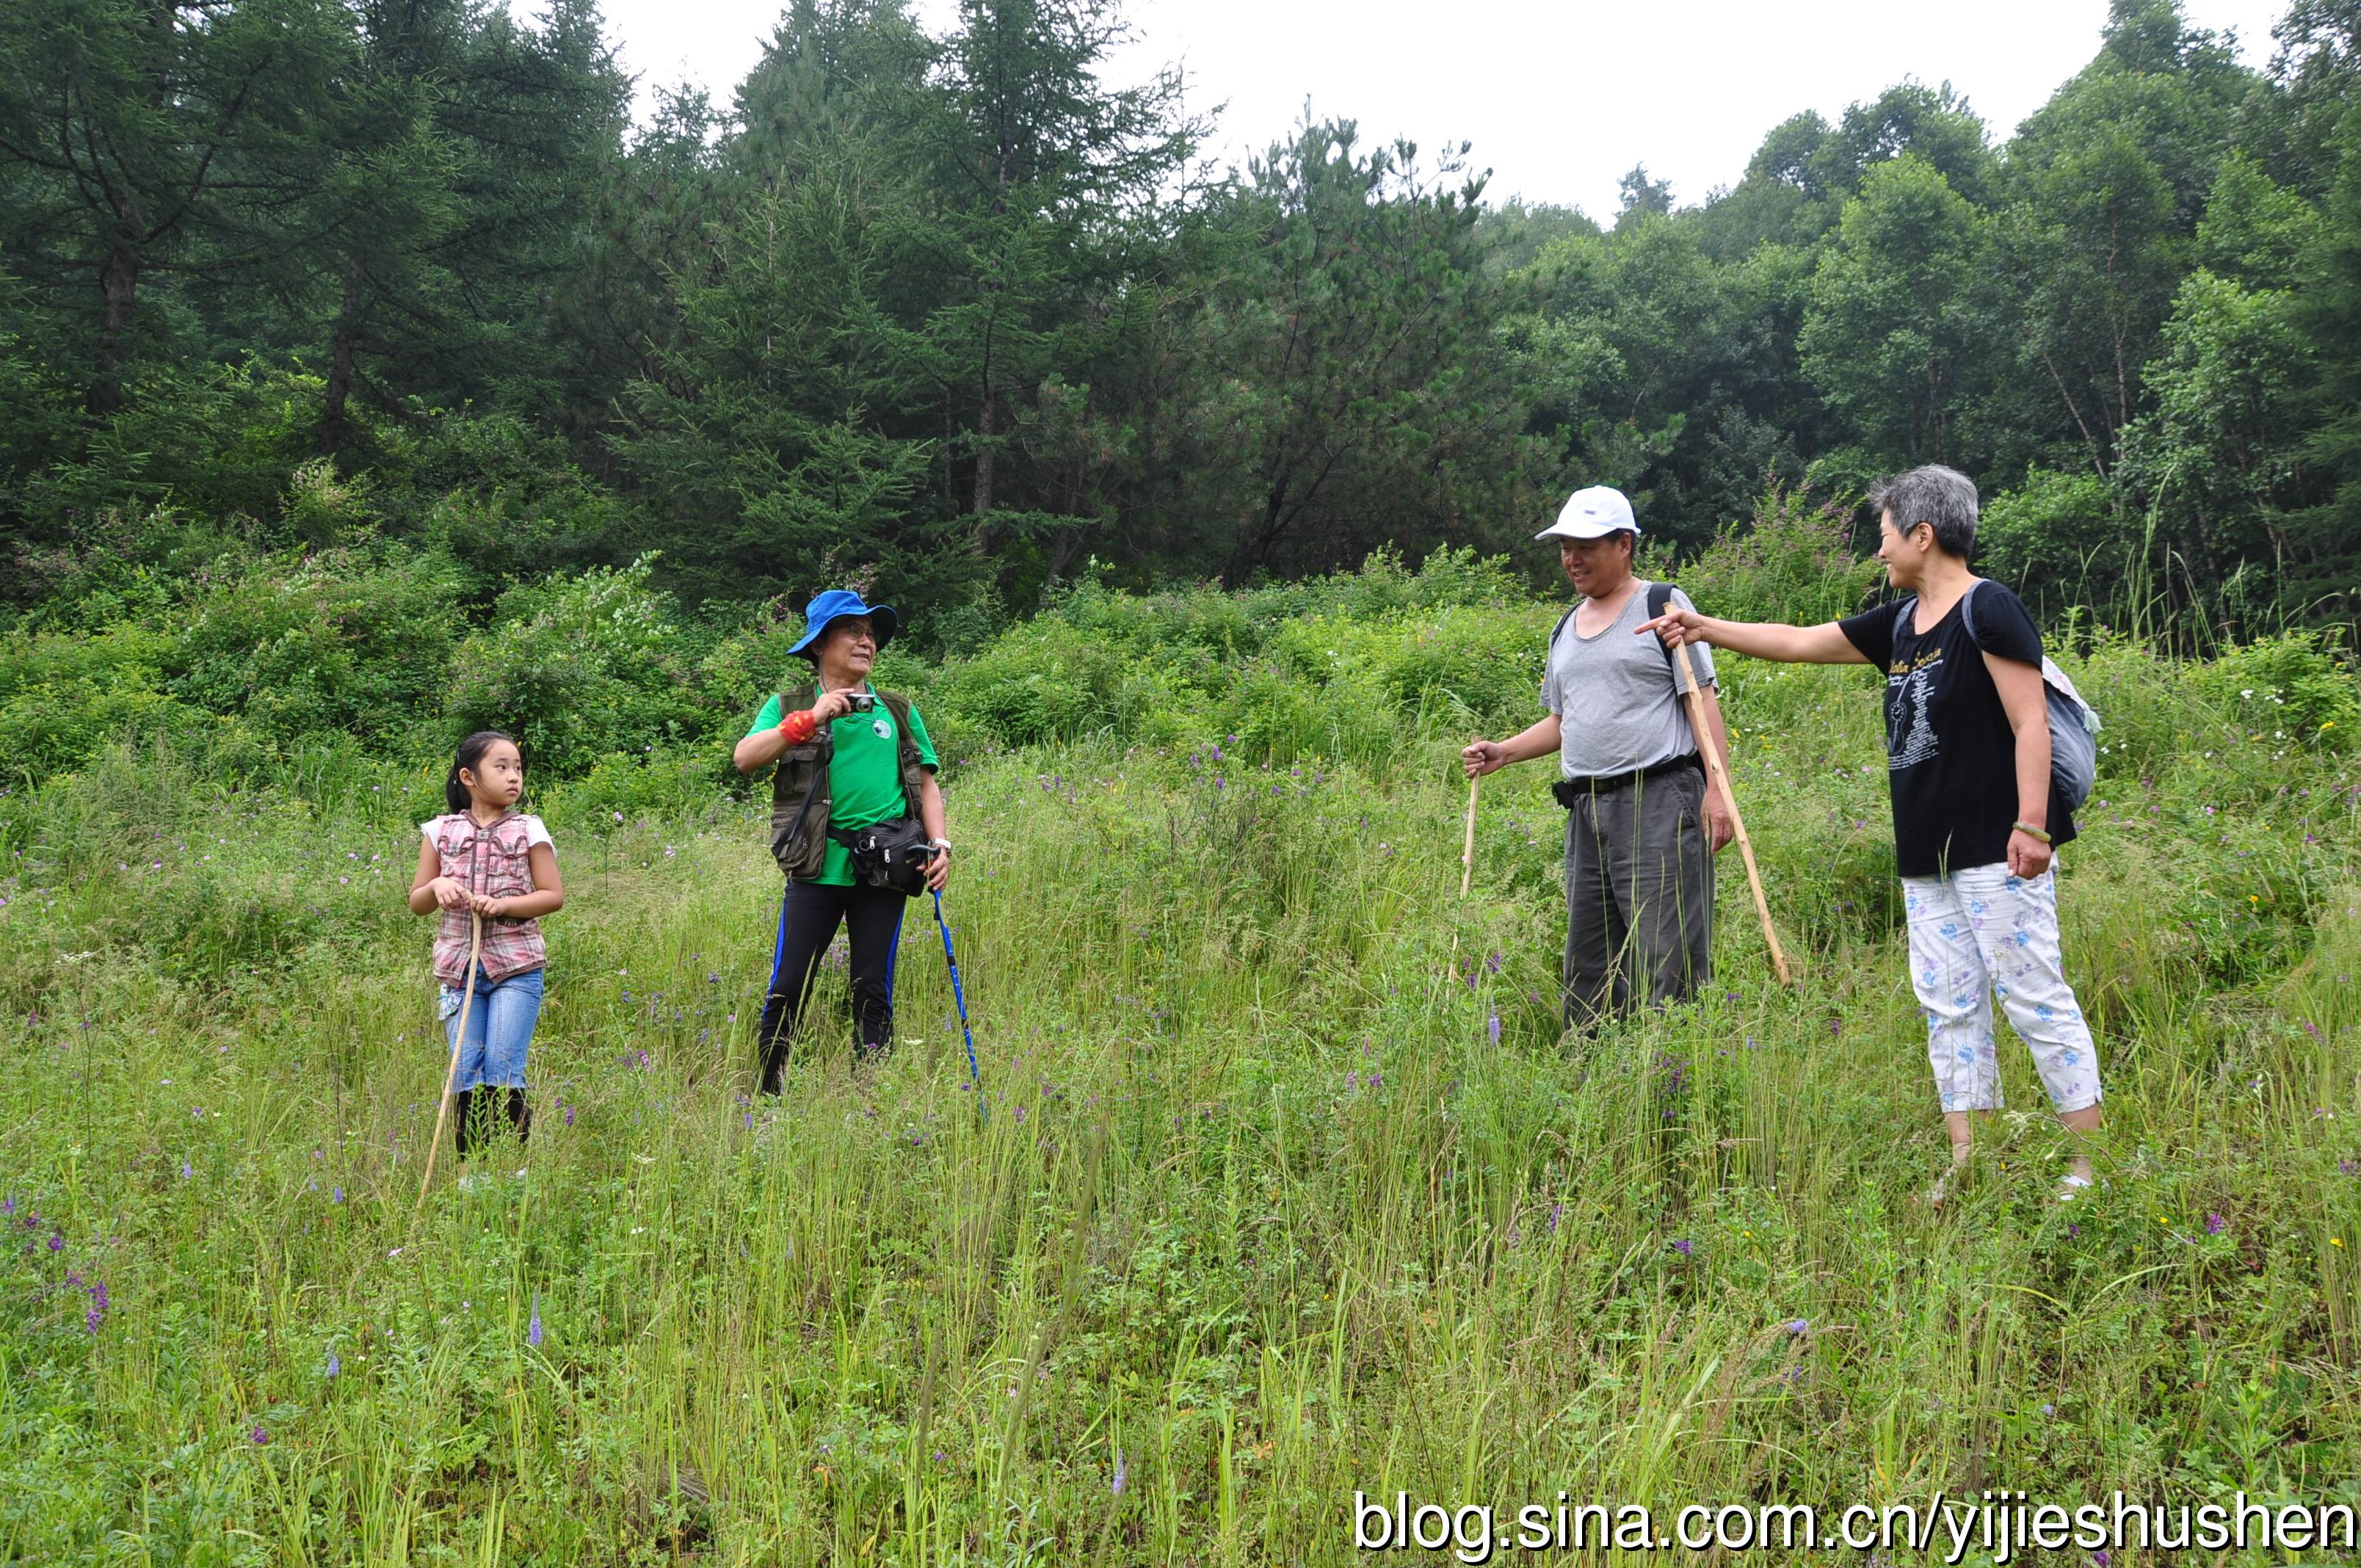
[1448,734,1482,972]
[1672,642,1793,986]
[416,911,484,1212]
[1459,743,1481,901]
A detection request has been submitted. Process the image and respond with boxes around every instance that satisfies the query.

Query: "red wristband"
[778,709,819,745]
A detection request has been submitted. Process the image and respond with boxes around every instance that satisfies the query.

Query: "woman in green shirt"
[733,590,949,1091]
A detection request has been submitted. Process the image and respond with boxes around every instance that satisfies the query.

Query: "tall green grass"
[1,589,2357,1564]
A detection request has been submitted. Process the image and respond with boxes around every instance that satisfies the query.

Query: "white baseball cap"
[1535,485,1639,541]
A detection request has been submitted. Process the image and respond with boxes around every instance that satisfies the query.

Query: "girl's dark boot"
[504,1087,531,1145]
[452,1087,481,1159]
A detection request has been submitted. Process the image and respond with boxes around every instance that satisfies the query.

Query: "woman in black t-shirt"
[1637,465,2104,1206]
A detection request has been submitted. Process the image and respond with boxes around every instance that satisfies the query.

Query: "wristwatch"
[927,839,953,856]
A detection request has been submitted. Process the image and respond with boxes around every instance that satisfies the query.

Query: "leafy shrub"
[167,545,466,755]
[401,413,634,592]
[1656,482,1880,628]
[2183,633,2358,755]
[1977,468,2130,620]
[544,744,736,835]
[443,557,705,779]
[0,625,217,783]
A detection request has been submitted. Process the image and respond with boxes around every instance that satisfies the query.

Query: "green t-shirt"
[747,687,940,886]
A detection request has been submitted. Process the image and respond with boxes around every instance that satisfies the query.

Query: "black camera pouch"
[829,817,935,896]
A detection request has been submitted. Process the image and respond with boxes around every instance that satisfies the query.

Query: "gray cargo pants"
[1562,763,1714,1027]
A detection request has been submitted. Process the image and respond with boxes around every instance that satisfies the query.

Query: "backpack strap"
[1551,581,1682,675]
[775,683,830,849]
[876,689,932,816]
[1958,579,1982,646]
[1645,581,1675,672]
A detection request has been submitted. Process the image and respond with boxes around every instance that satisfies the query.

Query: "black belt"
[1552,752,1701,807]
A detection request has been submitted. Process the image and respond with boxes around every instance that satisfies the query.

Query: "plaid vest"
[427,812,547,984]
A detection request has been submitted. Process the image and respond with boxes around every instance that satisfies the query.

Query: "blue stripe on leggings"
[884,901,906,1004]
[767,888,793,995]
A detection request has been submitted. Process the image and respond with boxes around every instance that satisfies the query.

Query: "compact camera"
[844,693,877,714]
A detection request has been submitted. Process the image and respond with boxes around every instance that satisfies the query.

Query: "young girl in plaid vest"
[407,731,565,1166]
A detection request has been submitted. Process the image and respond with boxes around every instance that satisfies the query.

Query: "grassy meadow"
[4,553,2361,1564]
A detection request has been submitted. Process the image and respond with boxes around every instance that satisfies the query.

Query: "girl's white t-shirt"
[420,813,554,850]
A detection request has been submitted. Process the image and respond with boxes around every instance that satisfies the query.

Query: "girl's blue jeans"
[440,965,543,1091]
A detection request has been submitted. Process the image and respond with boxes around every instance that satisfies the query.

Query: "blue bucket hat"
[788,589,899,661]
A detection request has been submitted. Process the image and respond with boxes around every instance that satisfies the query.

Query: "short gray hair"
[1869,465,1979,559]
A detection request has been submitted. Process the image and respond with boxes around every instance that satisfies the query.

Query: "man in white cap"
[1462,486,1736,1027]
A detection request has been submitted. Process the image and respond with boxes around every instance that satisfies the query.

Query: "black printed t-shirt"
[1836,580,2077,878]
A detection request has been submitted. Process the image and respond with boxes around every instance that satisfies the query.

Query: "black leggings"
[755,879,909,1091]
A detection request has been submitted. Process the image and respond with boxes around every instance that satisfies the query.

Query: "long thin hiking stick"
[1673,642,1793,985]
[1448,734,1481,974]
[1459,752,1481,901]
[416,912,483,1212]
[933,890,986,1122]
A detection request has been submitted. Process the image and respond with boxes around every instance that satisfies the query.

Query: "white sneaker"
[2057,1172,2096,1203]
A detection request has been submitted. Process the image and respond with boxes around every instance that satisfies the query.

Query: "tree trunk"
[973,386,997,515]
[90,235,142,415]
[1043,523,1081,592]
[318,255,367,455]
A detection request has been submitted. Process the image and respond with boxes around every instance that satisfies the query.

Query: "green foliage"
[1800,156,1992,466]
[2119,270,2315,630]
[1648,482,1883,627]
[443,557,706,779]
[1,561,2357,1561]
[2181,631,2361,752]
[170,547,467,756]
[1978,467,2131,617]
[0,625,217,783]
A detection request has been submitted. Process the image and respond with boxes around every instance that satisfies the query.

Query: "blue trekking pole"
[932,889,986,1121]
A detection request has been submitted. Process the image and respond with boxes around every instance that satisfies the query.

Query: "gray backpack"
[1956,581,2102,815]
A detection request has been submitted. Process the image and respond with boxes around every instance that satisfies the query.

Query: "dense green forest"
[4,0,2359,658]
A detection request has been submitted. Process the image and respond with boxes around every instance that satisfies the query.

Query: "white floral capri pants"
[1902,864,2102,1114]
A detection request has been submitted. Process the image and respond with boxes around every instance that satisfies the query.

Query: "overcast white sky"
[592,0,2290,217]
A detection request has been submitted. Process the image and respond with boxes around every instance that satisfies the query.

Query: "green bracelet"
[2012,820,2052,844]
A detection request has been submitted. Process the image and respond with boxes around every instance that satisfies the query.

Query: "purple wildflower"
[326,1351,341,1378]
[2042,1403,2054,1416]
[1671,1238,1692,1256]
[251,1426,269,1446]
[2205,1213,2226,1235]
[528,1292,543,1349]
[1788,1318,1808,1335]
[1549,1202,1563,1234]
[564,1104,576,1127]
[332,1186,344,1204]
[90,1282,106,1312]
[1487,1012,1501,1046]
[0,1197,11,1216]
[86,1305,102,1333]
[1112,1450,1128,1496]
[48,1232,63,1252]
[181,1161,192,1180]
